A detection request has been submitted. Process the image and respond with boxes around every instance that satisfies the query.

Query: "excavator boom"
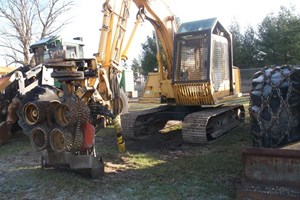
[133,0,177,79]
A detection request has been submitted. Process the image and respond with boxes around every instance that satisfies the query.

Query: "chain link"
[249,65,299,147]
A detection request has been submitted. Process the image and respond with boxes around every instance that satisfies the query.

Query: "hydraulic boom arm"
[133,0,177,79]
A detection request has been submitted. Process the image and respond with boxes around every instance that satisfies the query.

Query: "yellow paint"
[113,115,126,153]
[0,67,15,75]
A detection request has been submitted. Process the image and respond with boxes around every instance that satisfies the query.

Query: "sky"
[1,0,300,66]
[59,0,300,66]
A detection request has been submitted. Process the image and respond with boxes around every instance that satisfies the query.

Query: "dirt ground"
[0,122,185,162]
[0,121,198,192]
[0,100,250,199]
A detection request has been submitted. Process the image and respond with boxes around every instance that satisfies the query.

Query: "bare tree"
[0,0,74,66]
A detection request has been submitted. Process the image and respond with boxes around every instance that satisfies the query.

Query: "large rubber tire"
[17,85,60,136]
[249,65,300,148]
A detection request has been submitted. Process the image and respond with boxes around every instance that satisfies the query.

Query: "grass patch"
[0,96,252,199]
[126,153,165,169]
[0,137,31,156]
[1,129,250,199]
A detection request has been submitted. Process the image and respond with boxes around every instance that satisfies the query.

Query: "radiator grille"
[211,35,230,92]
[173,82,214,105]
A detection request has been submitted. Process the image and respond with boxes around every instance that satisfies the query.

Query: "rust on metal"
[242,146,300,187]
[237,144,300,199]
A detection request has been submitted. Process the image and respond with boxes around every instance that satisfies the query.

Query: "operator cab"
[172,18,236,105]
[30,36,85,65]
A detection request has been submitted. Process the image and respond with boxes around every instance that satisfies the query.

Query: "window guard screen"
[174,33,209,82]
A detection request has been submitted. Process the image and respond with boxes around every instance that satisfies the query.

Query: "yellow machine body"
[138,16,242,105]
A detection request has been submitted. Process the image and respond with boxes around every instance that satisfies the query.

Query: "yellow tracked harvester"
[121,0,245,143]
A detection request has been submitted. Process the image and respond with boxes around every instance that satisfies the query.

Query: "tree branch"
[0,0,74,65]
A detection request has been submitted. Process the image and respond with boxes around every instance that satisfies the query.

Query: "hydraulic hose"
[112,115,125,153]
[91,103,126,153]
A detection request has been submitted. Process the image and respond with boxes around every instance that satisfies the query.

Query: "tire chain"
[249,65,300,147]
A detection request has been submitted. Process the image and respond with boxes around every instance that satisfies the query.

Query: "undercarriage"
[121,104,245,143]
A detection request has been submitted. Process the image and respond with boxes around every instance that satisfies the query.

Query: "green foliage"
[140,33,158,75]
[257,6,300,65]
[241,26,259,67]
[131,57,142,75]
[230,21,259,68]
[230,5,300,68]
[136,5,300,71]
[230,20,244,67]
